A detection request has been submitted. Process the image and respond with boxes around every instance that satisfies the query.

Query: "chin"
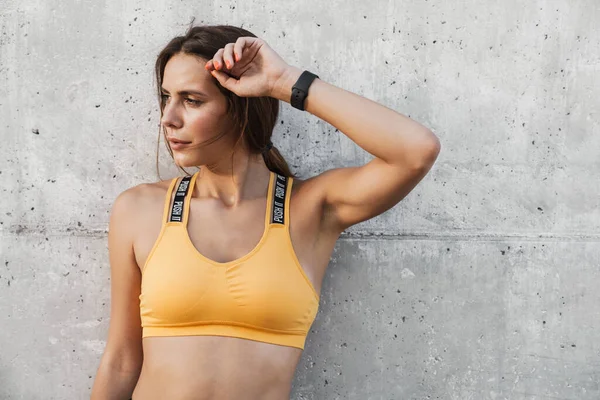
[174,154,202,168]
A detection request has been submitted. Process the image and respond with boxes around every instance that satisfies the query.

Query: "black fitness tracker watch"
[290,70,319,111]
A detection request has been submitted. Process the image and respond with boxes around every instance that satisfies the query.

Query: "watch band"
[290,70,319,111]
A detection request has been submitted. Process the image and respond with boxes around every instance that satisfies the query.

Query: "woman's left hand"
[204,36,292,98]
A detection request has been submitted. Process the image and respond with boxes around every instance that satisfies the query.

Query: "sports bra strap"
[271,173,289,225]
[182,172,199,225]
[165,171,198,224]
[164,171,291,227]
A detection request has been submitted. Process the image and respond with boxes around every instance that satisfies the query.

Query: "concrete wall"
[1,0,599,398]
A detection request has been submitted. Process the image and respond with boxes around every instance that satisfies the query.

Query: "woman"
[91,23,440,400]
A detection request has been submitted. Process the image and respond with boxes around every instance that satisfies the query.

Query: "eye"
[160,94,169,102]
[185,98,202,106]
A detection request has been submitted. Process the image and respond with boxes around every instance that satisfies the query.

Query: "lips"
[167,138,192,144]
[167,137,192,151]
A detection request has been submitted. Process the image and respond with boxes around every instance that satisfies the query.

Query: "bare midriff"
[132,335,304,400]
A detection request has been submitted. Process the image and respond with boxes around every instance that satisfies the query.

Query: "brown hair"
[154,21,296,180]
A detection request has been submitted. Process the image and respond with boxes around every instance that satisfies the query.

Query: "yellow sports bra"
[139,170,320,349]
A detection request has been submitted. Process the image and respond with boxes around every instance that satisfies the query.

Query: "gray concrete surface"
[1,0,599,399]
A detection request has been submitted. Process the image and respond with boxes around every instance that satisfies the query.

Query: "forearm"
[272,66,440,167]
[90,359,140,400]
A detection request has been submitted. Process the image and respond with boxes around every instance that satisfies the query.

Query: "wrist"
[271,65,303,103]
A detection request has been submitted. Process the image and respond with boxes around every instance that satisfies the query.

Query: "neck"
[193,150,271,208]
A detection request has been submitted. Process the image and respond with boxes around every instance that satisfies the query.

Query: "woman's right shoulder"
[111,177,177,215]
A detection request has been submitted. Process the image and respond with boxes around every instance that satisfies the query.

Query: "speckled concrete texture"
[1,0,599,399]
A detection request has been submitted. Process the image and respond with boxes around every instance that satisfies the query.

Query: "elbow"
[101,347,143,375]
[427,135,441,162]
[414,131,441,170]
[389,130,441,170]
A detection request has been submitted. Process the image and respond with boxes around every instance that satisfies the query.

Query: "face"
[160,52,238,167]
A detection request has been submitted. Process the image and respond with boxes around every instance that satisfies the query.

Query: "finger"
[210,69,237,91]
[213,48,225,70]
[204,59,214,71]
[234,37,247,62]
[223,43,235,69]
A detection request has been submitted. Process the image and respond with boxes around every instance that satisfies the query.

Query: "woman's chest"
[133,179,335,296]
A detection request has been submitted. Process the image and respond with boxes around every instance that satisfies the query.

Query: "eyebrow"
[161,87,208,97]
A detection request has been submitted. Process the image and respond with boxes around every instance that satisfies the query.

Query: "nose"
[161,99,182,129]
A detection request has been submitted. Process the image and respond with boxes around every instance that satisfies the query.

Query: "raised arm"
[273,66,441,234]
